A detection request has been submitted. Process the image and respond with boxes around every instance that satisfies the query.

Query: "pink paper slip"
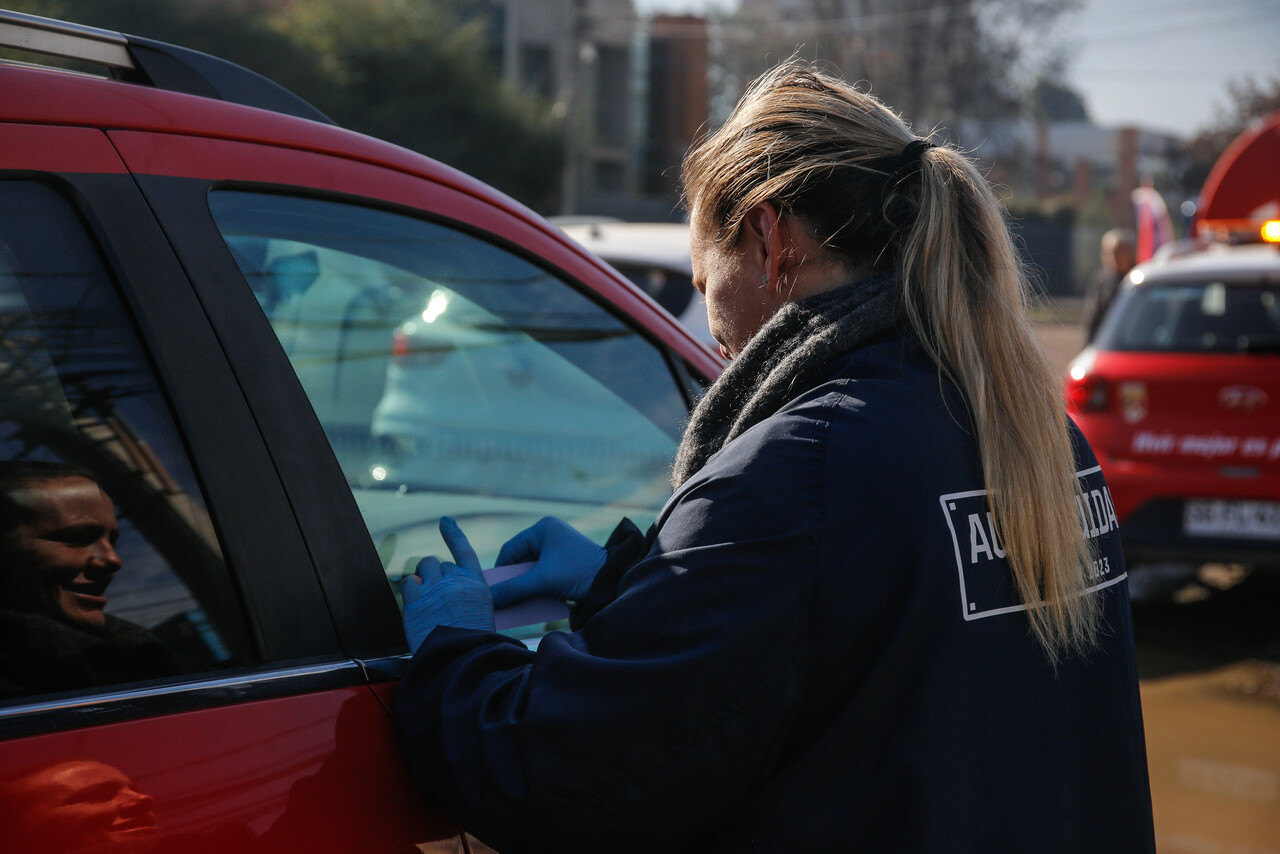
[484,562,571,631]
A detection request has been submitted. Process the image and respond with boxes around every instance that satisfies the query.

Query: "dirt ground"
[1031,295,1088,376]
[1034,320,1087,377]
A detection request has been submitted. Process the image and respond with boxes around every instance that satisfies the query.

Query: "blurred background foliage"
[5,0,564,209]
[1178,72,1280,196]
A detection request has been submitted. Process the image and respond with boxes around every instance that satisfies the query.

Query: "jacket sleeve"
[568,516,653,631]
[396,414,828,854]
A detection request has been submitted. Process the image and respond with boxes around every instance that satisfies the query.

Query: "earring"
[761,273,769,286]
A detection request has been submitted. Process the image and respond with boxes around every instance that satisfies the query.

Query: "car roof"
[0,54,626,296]
[556,221,693,274]
[1,61,527,210]
[1133,242,1280,284]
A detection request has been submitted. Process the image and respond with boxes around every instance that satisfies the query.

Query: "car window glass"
[0,181,256,703]
[1102,281,1280,352]
[208,191,688,642]
[611,262,695,317]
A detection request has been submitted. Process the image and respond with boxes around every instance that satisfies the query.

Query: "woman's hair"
[682,61,1099,661]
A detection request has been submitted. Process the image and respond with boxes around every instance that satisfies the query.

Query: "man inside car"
[0,461,180,698]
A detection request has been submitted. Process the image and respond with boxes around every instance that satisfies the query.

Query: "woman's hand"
[490,517,606,607]
[401,517,495,652]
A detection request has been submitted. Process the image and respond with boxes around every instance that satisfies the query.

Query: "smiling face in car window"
[0,476,123,630]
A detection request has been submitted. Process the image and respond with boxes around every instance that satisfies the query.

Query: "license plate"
[1184,499,1280,539]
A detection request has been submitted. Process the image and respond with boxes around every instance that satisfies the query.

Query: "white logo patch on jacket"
[939,465,1126,621]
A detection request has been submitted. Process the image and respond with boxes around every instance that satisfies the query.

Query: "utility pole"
[560,0,589,216]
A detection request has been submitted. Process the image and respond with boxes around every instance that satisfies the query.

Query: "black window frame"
[0,168,349,739]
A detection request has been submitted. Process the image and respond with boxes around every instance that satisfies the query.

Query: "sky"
[634,0,1280,139]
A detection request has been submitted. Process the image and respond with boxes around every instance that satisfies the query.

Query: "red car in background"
[1065,237,1280,569]
[0,9,717,853]
[1067,228,1280,854]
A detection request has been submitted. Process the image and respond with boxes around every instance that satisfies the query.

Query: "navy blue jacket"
[398,334,1155,853]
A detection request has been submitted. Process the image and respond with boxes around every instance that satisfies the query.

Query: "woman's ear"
[740,202,784,292]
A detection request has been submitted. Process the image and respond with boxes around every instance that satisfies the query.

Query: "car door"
[112,128,713,846]
[0,123,463,853]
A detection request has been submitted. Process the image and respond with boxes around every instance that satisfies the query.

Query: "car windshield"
[1097,279,1280,353]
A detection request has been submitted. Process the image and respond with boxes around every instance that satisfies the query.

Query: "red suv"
[1065,238,1280,570]
[0,10,717,853]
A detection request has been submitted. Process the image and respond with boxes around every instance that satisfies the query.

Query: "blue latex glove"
[490,516,606,608]
[401,517,495,652]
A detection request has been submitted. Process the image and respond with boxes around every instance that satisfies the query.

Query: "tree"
[1179,66,1280,197]
[720,0,1081,130]
[1032,77,1089,123]
[4,0,564,209]
[2,0,329,98]
[272,0,563,210]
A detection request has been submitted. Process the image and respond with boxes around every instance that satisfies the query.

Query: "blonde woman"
[397,62,1154,853]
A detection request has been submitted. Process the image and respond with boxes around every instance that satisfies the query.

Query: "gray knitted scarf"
[671,270,904,488]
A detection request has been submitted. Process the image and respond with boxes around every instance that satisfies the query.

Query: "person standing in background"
[1084,227,1137,341]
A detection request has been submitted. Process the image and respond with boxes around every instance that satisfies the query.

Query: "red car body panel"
[1072,349,1280,521]
[1066,244,1280,566]
[1,42,722,854]
[0,686,461,852]
[0,108,466,852]
[0,122,128,174]
[0,65,499,198]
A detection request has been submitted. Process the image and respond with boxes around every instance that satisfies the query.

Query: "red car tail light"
[1066,372,1109,413]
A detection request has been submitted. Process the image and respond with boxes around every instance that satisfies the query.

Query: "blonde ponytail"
[901,148,1099,660]
[683,60,1100,661]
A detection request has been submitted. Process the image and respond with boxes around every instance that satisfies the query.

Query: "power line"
[1063,2,1279,46]
[1072,66,1278,79]
[612,0,1279,43]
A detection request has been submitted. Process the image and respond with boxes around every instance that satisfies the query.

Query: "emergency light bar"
[1197,218,1280,245]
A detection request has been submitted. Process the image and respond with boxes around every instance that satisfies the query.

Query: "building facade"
[487,0,638,212]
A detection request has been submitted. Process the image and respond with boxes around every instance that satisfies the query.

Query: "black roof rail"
[0,8,334,125]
